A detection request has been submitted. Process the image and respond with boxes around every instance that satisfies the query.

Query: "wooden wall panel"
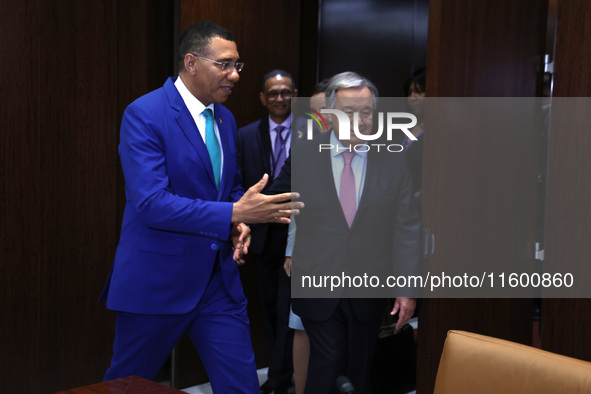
[0,0,44,388]
[0,1,174,392]
[542,0,591,361]
[37,1,119,387]
[1,1,119,391]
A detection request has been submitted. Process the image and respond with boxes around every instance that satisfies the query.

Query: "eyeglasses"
[192,55,244,73]
[343,110,373,120]
[265,89,295,100]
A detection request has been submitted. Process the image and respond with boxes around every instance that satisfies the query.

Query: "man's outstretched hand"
[232,174,304,224]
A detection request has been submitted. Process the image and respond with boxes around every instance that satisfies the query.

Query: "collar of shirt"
[174,76,217,143]
[174,76,224,176]
[269,114,293,152]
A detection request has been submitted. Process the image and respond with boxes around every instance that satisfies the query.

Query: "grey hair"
[325,71,379,109]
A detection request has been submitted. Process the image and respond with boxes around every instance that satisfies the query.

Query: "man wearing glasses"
[236,70,298,394]
[100,22,301,393]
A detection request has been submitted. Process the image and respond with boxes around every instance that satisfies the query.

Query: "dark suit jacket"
[284,132,421,322]
[100,77,245,314]
[236,117,288,257]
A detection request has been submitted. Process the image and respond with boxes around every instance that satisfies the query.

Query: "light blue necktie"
[203,108,221,188]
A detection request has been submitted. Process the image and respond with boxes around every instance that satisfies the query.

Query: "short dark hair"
[178,21,235,71]
[404,67,426,96]
[312,78,331,96]
[261,69,295,92]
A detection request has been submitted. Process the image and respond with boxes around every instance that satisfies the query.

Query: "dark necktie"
[340,152,357,228]
[203,108,221,188]
[273,125,287,178]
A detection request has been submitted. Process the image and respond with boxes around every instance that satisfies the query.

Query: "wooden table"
[55,375,186,393]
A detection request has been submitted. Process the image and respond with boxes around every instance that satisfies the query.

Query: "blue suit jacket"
[100,77,245,315]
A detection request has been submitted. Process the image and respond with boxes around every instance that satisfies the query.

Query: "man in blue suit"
[100,21,301,393]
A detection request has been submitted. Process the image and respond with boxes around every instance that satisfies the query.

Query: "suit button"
[210,243,218,251]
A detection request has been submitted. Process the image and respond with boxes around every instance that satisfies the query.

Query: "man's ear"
[184,53,197,74]
[259,92,267,107]
[293,89,299,97]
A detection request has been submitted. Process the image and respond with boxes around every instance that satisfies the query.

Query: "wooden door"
[417,0,548,392]
[541,0,591,362]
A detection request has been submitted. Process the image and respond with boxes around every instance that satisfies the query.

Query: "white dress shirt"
[174,76,224,178]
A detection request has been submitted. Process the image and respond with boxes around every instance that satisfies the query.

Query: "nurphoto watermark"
[303,108,417,152]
